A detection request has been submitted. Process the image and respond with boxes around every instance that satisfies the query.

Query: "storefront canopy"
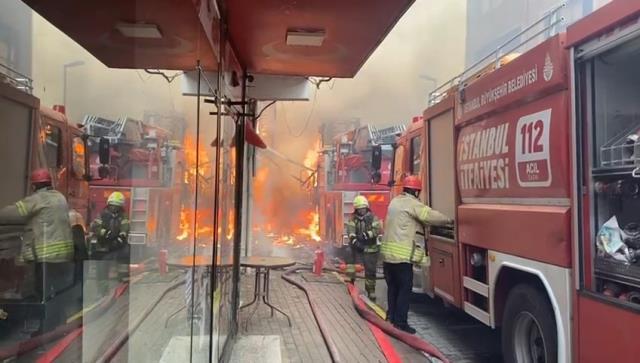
[23,0,414,77]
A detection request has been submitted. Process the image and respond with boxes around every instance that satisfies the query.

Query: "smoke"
[22,0,467,256]
[249,0,466,254]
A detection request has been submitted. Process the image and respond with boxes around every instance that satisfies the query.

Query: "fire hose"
[0,282,130,361]
[282,266,449,363]
[346,283,449,363]
[282,267,342,363]
[94,279,184,363]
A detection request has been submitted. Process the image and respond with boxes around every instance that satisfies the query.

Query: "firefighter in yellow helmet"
[381,176,452,334]
[90,191,130,292]
[345,195,382,301]
[0,169,74,332]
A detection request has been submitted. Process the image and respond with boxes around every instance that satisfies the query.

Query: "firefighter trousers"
[346,246,378,298]
[383,262,413,327]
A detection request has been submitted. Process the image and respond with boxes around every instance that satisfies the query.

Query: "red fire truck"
[82,115,183,259]
[386,2,640,362]
[317,123,404,250]
[0,69,91,331]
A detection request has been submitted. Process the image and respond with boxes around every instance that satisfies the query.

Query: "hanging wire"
[144,69,184,83]
[283,87,320,138]
[255,100,277,121]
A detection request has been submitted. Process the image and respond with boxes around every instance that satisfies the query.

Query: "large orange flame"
[175,134,214,243]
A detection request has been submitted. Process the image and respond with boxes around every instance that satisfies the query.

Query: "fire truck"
[317,123,405,251]
[0,68,91,331]
[384,2,640,362]
[82,115,183,260]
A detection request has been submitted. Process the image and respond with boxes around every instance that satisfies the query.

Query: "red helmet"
[403,175,422,191]
[31,168,52,184]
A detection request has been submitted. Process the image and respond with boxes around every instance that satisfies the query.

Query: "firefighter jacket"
[346,210,382,253]
[0,188,74,263]
[380,192,450,264]
[90,208,130,253]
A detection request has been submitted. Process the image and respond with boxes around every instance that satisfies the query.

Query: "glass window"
[410,136,422,174]
[0,2,237,362]
[43,123,62,169]
[71,136,85,179]
[394,144,405,181]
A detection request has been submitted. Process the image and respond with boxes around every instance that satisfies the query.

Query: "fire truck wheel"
[502,284,557,363]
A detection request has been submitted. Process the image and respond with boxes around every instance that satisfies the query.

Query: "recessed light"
[286,30,325,47]
[116,22,163,39]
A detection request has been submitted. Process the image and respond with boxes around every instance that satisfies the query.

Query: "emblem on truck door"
[515,109,552,187]
[543,53,554,82]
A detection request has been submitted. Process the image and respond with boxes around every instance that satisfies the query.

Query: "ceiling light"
[286,30,325,47]
[116,22,163,39]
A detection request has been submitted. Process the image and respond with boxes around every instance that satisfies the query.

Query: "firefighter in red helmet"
[0,168,74,332]
[380,175,453,334]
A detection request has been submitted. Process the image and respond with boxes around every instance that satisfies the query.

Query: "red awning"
[23,0,414,77]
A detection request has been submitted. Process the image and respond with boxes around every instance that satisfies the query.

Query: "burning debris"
[251,128,324,254]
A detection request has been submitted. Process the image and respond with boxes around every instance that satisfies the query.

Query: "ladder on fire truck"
[427,1,567,106]
[82,115,145,145]
[368,124,407,145]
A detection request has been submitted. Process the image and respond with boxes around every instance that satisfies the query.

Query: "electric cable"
[255,101,277,122]
[144,69,183,83]
[283,88,319,138]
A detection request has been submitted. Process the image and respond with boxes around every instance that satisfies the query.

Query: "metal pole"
[62,60,85,111]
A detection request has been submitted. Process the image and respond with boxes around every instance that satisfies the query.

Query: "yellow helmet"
[353,195,369,209]
[107,191,126,207]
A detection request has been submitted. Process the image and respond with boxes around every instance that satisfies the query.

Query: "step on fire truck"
[316,122,405,253]
[383,2,640,362]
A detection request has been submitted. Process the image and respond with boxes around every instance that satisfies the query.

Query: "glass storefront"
[0,1,244,361]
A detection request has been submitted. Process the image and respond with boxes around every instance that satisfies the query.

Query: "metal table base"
[240,267,291,328]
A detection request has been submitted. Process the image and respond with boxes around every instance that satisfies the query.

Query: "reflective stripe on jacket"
[0,188,74,263]
[380,193,450,264]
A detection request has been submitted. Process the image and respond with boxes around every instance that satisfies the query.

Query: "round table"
[240,256,296,327]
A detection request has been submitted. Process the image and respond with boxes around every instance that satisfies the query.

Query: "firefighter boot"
[365,279,377,302]
[346,264,356,284]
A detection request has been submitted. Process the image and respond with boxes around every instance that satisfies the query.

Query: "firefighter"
[90,191,130,291]
[0,168,75,331]
[381,176,452,334]
[345,195,382,301]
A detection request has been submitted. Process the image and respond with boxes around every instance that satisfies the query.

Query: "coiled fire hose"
[282,266,450,363]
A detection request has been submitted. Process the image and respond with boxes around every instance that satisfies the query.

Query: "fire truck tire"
[501,284,557,363]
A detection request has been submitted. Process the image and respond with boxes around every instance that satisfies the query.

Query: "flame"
[250,128,323,249]
[226,209,235,240]
[175,134,215,243]
[302,138,321,188]
[297,208,321,242]
[176,209,190,241]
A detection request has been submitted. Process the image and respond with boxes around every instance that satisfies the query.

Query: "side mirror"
[371,145,382,171]
[98,137,110,165]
